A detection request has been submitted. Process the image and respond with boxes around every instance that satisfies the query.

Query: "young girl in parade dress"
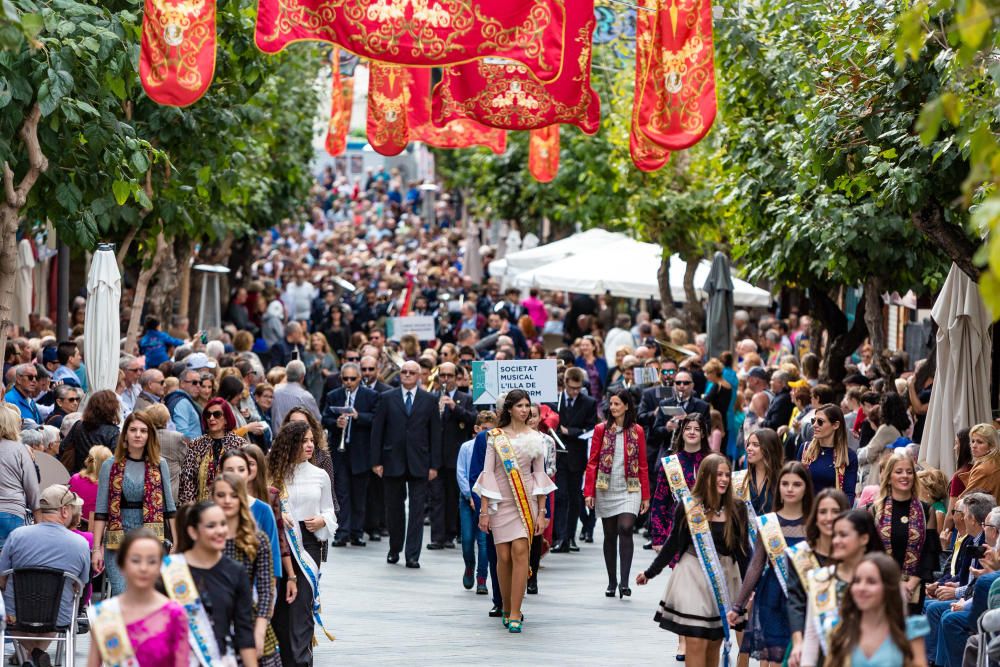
[474,390,556,633]
[87,528,189,667]
[729,462,814,666]
[637,454,750,667]
[648,414,711,548]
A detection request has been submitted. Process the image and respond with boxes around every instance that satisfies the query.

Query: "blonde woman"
[303,332,337,402]
[798,404,859,506]
[961,423,1000,501]
[69,444,113,529]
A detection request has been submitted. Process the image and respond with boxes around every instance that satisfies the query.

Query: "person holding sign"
[474,390,556,633]
[583,388,650,599]
[86,528,190,667]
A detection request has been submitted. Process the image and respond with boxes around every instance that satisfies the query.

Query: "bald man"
[370,360,442,568]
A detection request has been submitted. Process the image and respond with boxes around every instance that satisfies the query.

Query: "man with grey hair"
[269,321,306,369]
[762,370,793,430]
[272,359,320,427]
[4,364,41,423]
[119,356,144,416]
[44,384,80,429]
[134,369,166,413]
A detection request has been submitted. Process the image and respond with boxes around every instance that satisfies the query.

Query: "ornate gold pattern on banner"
[367,63,411,156]
[141,0,216,106]
[630,0,670,171]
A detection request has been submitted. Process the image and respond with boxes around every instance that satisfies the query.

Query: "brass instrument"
[338,421,347,452]
[426,366,439,392]
[380,348,405,383]
[657,339,698,363]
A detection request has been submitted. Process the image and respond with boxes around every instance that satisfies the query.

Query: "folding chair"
[978,608,1000,667]
[1,568,83,667]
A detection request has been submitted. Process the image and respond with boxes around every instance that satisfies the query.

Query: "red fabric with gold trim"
[254,0,568,83]
[528,125,559,182]
[630,0,670,171]
[431,0,599,133]
[367,63,411,157]
[140,0,217,107]
[634,0,717,151]
[407,69,506,154]
[325,50,353,156]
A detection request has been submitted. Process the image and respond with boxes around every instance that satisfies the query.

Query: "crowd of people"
[0,164,995,665]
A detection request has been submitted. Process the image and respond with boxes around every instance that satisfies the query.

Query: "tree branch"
[1,162,14,206]
[13,104,48,205]
[911,203,980,280]
[117,224,140,267]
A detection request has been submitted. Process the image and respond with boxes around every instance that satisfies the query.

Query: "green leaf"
[957,0,990,49]
[18,13,43,38]
[0,80,10,110]
[55,182,81,213]
[134,186,152,209]
[131,151,149,173]
[112,180,131,206]
[106,76,126,100]
[915,98,943,145]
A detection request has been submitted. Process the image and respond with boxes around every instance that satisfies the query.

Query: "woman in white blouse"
[266,420,337,666]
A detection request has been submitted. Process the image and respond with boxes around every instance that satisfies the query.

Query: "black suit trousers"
[384,474,428,562]
[429,467,459,543]
[554,465,583,544]
[365,472,386,535]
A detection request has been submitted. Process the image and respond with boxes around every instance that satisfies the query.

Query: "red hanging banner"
[630,0,670,171]
[325,50,354,156]
[634,0,717,151]
[528,125,560,182]
[408,68,507,154]
[431,0,600,133]
[254,0,568,83]
[140,0,217,107]
[367,63,411,156]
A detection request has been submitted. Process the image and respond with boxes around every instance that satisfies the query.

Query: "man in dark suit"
[322,362,379,547]
[552,367,598,553]
[371,360,442,568]
[428,362,476,549]
[360,354,392,541]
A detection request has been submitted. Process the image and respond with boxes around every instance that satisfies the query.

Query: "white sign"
[387,316,436,341]
[471,359,558,406]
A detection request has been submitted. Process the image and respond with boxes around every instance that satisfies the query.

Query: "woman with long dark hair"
[92,411,176,595]
[942,428,972,547]
[637,454,750,667]
[798,404,858,505]
[826,553,929,667]
[739,428,784,515]
[178,398,247,504]
[729,462,815,666]
[648,413,711,548]
[474,389,556,633]
[584,388,649,598]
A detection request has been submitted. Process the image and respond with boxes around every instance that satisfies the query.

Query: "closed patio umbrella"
[704,251,735,359]
[84,246,122,393]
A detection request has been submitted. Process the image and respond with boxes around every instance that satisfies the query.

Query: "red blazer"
[584,422,650,501]
[538,403,560,435]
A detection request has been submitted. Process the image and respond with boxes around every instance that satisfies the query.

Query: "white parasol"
[84,246,122,393]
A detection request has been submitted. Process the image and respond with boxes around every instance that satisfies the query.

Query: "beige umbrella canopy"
[922,263,993,477]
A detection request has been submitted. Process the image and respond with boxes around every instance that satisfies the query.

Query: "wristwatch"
[287,575,298,582]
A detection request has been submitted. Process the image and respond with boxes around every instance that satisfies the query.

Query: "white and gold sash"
[161,554,224,667]
[806,565,841,655]
[87,598,140,667]
[281,497,336,643]
[731,469,759,546]
[785,540,821,591]
[756,513,792,596]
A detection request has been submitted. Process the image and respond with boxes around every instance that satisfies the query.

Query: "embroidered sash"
[490,428,536,570]
[730,469,759,546]
[806,565,840,655]
[87,598,140,667]
[757,513,792,597]
[280,497,336,643]
[785,541,821,592]
[661,454,688,498]
[106,458,165,549]
[681,493,734,666]
[161,554,223,667]
[597,424,641,493]
[874,496,925,576]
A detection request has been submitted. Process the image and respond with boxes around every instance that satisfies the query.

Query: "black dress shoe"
[444,540,456,549]
[551,541,570,553]
[331,539,348,547]
[569,540,580,552]
[488,605,504,617]
[405,560,421,569]
[350,538,367,547]
[426,542,445,550]
[369,533,382,542]
[643,541,654,550]
[387,552,399,564]
[526,580,538,594]
[584,534,594,543]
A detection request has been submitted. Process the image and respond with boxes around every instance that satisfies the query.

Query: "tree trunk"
[146,240,179,322]
[862,276,895,382]
[911,203,980,280]
[176,236,195,324]
[657,254,677,320]
[124,229,170,355]
[682,255,705,334]
[0,105,47,364]
[812,286,868,384]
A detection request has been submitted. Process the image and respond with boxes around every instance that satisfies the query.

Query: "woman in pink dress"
[475,390,557,633]
[86,527,190,667]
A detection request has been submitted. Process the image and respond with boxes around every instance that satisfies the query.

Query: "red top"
[584,422,650,500]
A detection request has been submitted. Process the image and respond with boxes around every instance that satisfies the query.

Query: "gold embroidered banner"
[140,0,217,107]
[528,125,559,182]
[431,0,599,133]
[634,0,717,151]
[630,1,669,171]
[325,49,353,156]
[254,0,568,83]
[367,62,411,156]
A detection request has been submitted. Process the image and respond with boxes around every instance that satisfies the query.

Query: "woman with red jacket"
[585,387,650,598]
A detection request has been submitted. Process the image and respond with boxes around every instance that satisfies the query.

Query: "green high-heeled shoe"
[502,613,509,628]
[508,617,523,633]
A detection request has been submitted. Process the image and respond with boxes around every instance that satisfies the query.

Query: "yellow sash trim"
[162,554,223,667]
[786,541,821,591]
[662,455,688,496]
[490,428,535,544]
[731,469,750,502]
[88,598,139,667]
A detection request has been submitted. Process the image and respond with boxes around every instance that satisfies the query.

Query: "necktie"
[405,391,413,416]
[567,397,574,410]
[345,392,354,443]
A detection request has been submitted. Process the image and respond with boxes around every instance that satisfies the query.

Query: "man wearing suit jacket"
[322,362,379,547]
[552,367,598,553]
[371,360,442,568]
[649,369,712,457]
[428,362,476,549]
[360,354,393,541]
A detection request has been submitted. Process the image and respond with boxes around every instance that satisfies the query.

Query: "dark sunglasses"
[205,411,225,420]
[674,380,692,386]
[342,375,360,381]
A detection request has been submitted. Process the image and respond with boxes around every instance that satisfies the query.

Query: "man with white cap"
[0,485,90,666]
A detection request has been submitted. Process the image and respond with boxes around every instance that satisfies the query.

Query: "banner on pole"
[471,359,557,405]
[387,316,436,341]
